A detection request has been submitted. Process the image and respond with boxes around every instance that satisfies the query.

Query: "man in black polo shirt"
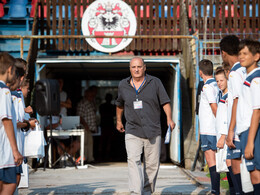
[116,57,175,195]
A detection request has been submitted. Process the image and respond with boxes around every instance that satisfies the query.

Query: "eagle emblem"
[82,0,137,53]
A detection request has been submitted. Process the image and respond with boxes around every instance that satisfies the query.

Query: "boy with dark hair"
[13,59,35,130]
[215,68,228,150]
[220,62,235,169]
[220,35,245,194]
[0,52,23,194]
[20,78,29,98]
[7,64,25,192]
[198,59,220,194]
[222,62,231,79]
[15,58,27,71]
[7,59,36,191]
[220,35,240,56]
[20,78,31,119]
[237,39,260,194]
[15,58,33,116]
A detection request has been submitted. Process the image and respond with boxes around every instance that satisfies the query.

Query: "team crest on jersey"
[81,0,137,53]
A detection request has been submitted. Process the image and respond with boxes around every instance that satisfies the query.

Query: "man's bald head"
[129,57,145,67]
[129,57,146,80]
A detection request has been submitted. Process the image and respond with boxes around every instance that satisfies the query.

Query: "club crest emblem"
[81,0,137,53]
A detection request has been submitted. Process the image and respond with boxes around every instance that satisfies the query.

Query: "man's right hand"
[226,131,235,149]
[116,121,125,133]
[13,150,23,166]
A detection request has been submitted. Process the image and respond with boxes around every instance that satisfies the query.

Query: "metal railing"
[0,34,198,58]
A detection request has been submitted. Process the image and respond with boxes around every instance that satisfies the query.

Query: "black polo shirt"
[116,74,170,139]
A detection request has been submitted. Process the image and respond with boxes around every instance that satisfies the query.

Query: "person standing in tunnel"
[116,57,175,195]
[99,93,116,161]
[77,88,97,164]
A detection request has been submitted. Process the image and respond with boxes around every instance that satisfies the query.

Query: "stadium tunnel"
[36,56,182,164]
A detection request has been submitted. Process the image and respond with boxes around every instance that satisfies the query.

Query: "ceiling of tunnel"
[36,56,179,80]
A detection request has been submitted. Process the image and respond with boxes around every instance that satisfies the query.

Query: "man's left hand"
[168,119,175,131]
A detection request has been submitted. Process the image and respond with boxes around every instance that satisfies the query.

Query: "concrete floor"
[18,162,212,195]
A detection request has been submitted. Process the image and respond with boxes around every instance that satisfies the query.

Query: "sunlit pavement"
[18,162,218,195]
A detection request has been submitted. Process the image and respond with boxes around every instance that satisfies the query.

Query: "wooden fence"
[37,0,260,52]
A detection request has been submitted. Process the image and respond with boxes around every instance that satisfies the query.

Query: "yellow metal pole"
[20,37,24,59]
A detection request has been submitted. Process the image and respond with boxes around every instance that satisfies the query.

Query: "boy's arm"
[210,103,217,117]
[244,109,260,160]
[17,121,29,129]
[61,98,72,109]
[226,98,238,148]
[204,84,218,117]
[2,119,23,166]
[18,119,37,130]
[24,106,33,114]
[217,134,226,149]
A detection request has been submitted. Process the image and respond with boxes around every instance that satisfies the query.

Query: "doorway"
[36,56,181,164]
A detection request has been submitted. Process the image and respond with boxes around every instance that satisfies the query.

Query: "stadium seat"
[9,0,28,5]
[8,4,27,18]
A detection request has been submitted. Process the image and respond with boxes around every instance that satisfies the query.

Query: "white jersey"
[11,91,24,156]
[17,89,28,155]
[0,81,16,169]
[199,78,219,135]
[17,89,30,120]
[227,62,246,140]
[215,92,228,141]
[236,67,260,135]
[11,91,24,123]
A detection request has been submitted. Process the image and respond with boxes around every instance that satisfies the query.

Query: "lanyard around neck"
[132,77,146,100]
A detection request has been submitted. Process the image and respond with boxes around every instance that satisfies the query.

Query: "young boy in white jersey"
[7,65,25,191]
[237,39,260,194]
[198,59,220,194]
[7,59,36,191]
[0,52,23,194]
[215,66,237,194]
[222,63,234,167]
[20,78,31,120]
[220,35,245,194]
[21,79,29,99]
[16,58,34,117]
[13,59,36,131]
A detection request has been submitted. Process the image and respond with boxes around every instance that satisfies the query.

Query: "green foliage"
[206,172,229,190]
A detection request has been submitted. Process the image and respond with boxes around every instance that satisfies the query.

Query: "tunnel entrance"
[36,56,181,164]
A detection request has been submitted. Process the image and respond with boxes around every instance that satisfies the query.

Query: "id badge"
[133,100,143,109]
